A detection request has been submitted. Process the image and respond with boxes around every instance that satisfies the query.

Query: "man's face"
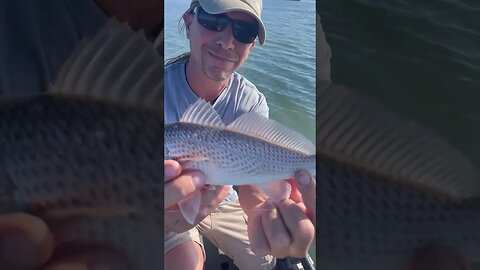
[184,8,257,82]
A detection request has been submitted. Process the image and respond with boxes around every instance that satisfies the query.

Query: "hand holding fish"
[0,213,128,270]
[294,170,316,226]
[164,160,207,208]
[240,171,316,259]
[164,160,232,233]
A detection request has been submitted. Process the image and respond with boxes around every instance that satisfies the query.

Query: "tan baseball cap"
[191,0,266,45]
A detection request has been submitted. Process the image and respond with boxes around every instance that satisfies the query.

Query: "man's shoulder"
[227,72,269,117]
[164,59,185,74]
[230,72,265,101]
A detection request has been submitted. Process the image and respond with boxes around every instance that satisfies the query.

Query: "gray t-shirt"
[164,59,269,203]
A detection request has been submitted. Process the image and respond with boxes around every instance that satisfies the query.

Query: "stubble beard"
[202,58,234,82]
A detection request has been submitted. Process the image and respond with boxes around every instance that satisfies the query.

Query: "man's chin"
[204,70,233,82]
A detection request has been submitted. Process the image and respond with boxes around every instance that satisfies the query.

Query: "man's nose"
[216,24,235,49]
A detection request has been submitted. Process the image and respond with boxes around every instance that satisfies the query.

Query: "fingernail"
[192,173,206,188]
[0,231,37,268]
[296,170,311,186]
[165,164,176,179]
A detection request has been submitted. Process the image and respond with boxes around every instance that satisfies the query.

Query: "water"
[319,0,480,268]
[164,0,316,142]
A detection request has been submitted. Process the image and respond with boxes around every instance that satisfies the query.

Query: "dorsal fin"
[179,99,315,155]
[180,99,225,127]
[227,111,315,155]
[49,18,163,110]
[318,84,480,199]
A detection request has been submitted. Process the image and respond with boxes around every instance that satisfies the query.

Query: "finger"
[200,185,231,211]
[287,179,303,204]
[164,171,206,208]
[276,200,315,258]
[247,211,270,257]
[0,213,54,269]
[261,200,291,258]
[294,170,316,224]
[164,160,181,181]
[287,180,307,213]
[42,246,131,270]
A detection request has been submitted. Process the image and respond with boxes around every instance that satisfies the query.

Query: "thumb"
[0,213,54,269]
[293,170,316,224]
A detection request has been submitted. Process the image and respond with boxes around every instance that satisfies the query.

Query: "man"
[164,0,316,269]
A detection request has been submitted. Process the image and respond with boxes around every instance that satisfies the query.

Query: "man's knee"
[165,241,204,270]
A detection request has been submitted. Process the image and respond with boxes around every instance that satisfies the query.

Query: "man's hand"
[164,160,231,233]
[164,160,206,209]
[239,170,316,259]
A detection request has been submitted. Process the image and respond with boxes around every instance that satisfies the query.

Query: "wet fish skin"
[164,122,316,186]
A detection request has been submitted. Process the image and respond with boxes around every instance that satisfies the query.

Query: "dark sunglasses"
[193,6,259,44]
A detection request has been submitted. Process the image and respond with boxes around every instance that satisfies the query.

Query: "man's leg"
[164,230,205,270]
[197,202,275,270]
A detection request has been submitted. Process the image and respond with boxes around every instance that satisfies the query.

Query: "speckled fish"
[164,98,317,224]
[315,82,480,270]
[0,19,165,270]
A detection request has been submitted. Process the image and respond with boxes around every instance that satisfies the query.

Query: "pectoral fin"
[178,191,202,225]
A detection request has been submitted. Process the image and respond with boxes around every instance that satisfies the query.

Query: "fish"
[164,98,316,223]
[0,19,165,269]
[315,81,480,270]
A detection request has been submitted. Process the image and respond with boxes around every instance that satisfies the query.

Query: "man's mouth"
[208,50,236,62]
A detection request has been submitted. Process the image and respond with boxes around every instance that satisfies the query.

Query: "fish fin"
[318,84,480,199]
[49,18,162,111]
[227,113,315,155]
[178,191,202,225]
[180,99,225,127]
[256,181,292,202]
[37,205,136,219]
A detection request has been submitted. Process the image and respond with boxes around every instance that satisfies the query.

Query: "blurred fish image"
[0,19,165,269]
[315,81,480,270]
